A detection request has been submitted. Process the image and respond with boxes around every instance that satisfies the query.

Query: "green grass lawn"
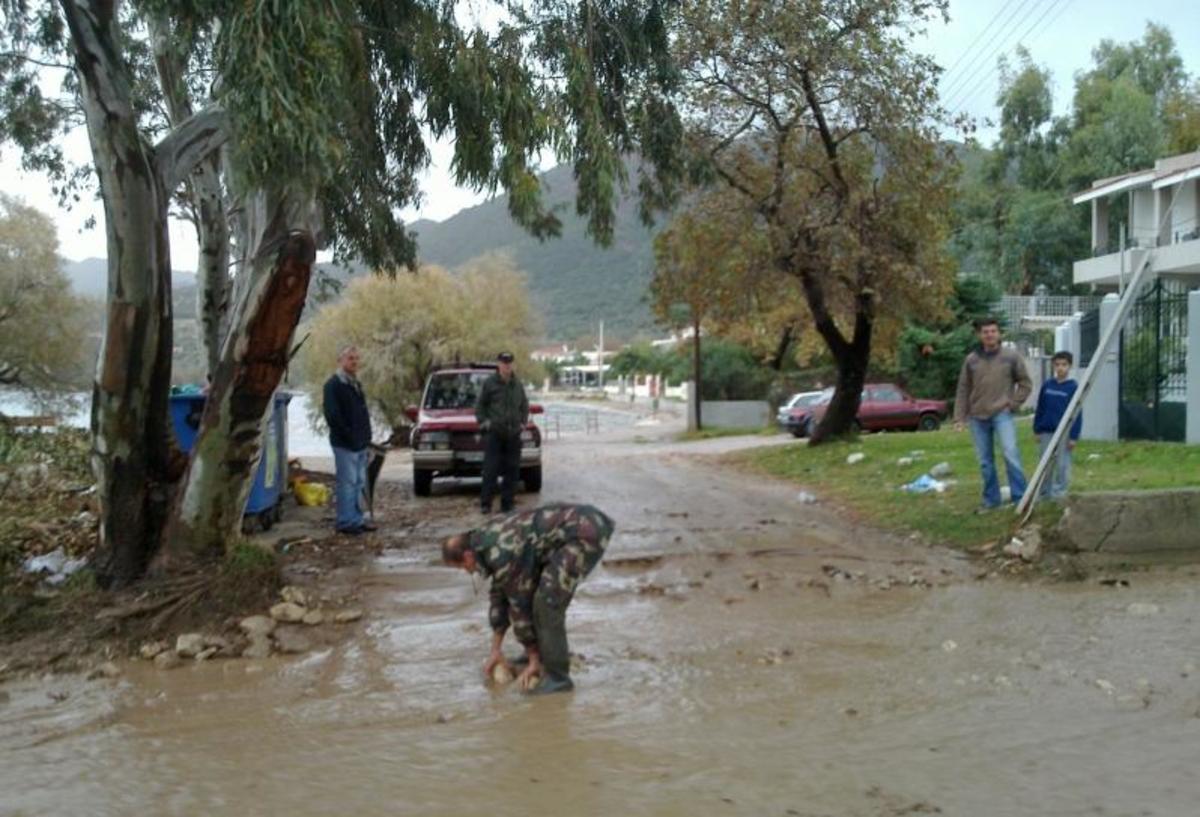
[677,425,779,442]
[737,422,1200,549]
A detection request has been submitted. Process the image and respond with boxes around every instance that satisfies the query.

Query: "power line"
[940,0,1020,81]
[944,0,1061,112]
[948,0,1077,115]
[939,0,1038,102]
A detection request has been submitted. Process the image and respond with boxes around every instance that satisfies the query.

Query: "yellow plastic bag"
[293,480,331,507]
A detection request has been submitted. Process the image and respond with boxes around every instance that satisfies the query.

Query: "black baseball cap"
[497,351,515,362]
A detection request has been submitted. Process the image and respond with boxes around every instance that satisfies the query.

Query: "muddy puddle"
[4,429,1200,816]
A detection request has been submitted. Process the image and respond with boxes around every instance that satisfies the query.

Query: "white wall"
[1131,187,1157,245]
[1171,179,1199,242]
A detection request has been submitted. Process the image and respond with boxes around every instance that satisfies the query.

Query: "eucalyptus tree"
[0,0,683,585]
[674,0,958,442]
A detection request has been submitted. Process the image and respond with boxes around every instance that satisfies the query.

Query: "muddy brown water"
[4,423,1200,816]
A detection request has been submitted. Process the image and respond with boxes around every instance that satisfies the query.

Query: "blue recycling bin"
[168,390,292,529]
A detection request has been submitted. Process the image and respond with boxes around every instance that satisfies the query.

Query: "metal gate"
[1079,307,1099,368]
[1118,279,1189,441]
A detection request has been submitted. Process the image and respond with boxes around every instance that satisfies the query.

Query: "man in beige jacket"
[954,318,1033,510]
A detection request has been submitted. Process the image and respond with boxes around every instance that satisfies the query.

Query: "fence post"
[1188,289,1200,445]
[1054,320,1071,356]
[1082,294,1121,441]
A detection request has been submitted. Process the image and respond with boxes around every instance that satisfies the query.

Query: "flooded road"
[3,416,1200,816]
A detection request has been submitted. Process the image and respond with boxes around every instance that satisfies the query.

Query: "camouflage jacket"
[469,503,614,646]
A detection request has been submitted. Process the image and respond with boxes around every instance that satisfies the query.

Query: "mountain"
[63,257,198,301]
[406,163,662,341]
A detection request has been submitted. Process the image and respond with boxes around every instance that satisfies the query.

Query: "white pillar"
[1067,312,1082,361]
[1187,289,1200,445]
[1091,197,1109,254]
[1054,321,1071,355]
[1082,294,1121,441]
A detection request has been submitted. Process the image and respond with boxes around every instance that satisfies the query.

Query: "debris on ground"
[901,474,949,494]
[846,452,865,465]
[929,462,953,478]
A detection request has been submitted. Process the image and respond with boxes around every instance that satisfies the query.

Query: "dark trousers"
[480,431,521,511]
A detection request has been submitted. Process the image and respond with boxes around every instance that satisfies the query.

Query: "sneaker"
[336,525,365,535]
[973,504,1000,515]
[360,522,378,532]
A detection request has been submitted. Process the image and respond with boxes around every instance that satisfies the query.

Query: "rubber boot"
[528,594,574,695]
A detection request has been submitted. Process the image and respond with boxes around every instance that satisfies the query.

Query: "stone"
[1094,679,1115,695]
[897,457,914,467]
[333,609,364,624]
[1182,661,1196,678]
[175,633,206,658]
[195,647,219,662]
[239,615,276,638]
[154,651,183,671]
[272,627,312,654]
[281,586,310,607]
[301,610,325,626]
[270,602,307,623]
[139,640,169,660]
[941,640,958,653]
[1126,602,1160,617]
[846,452,865,465]
[241,635,272,660]
[929,462,953,478]
[795,491,817,504]
[491,663,514,684]
[87,661,121,680]
[202,635,231,651]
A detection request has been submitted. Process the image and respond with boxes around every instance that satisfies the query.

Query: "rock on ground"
[272,627,313,654]
[154,651,183,671]
[270,602,307,623]
[241,635,272,660]
[239,615,276,637]
[175,633,206,658]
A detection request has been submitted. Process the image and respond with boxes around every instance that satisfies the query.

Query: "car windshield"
[797,393,825,407]
[423,371,491,410]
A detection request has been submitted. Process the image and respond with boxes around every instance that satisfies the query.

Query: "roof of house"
[1073,151,1200,204]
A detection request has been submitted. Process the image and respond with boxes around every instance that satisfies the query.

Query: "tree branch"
[155,107,229,192]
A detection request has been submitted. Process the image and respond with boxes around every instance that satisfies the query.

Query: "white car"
[776,390,830,435]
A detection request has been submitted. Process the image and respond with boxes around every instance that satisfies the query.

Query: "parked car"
[777,389,832,437]
[805,383,947,434]
[407,364,543,497]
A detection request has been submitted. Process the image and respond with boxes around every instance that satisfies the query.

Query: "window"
[871,386,903,402]
[424,372,491,410]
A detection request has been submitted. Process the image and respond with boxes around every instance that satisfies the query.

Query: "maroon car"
[406,364,543,497]
[806,383,947,434]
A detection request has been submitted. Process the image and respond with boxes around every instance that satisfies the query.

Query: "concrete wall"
[1055,489,1200,555]
[700,400,769,429]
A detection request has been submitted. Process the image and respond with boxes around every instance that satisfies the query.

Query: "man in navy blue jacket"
[1033,351,1083,500]
[323,345,375,534]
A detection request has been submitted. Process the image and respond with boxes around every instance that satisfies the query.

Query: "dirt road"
[3,413,1199,816]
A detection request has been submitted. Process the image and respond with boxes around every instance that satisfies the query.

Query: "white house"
[1063,150,1200,444]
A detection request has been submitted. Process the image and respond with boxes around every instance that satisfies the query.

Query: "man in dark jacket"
[475,351,529,514]
[323,345,375,534]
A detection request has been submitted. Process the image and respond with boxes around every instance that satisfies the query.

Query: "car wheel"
[790,426,806,438]
[918,414,941,432]
[521,466,543,493]
[413,469,433,497]
[852,419,863,433]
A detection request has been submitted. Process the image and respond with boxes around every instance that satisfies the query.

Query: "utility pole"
[597,320,605,390]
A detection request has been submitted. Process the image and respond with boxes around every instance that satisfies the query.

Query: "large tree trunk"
[157,192,318,565]
[791,259,871,445]
[63,1,182,587]
[151,19,231,378]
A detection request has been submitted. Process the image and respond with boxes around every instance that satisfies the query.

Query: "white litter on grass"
[901,474,948,494]
[796,491,818,504]
[846,452,865,465]
[22,547,87,586]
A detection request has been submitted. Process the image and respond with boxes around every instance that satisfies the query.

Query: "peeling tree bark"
[61,0,180,586]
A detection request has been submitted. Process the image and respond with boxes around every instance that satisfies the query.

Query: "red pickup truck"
[407,364,543,497]
[805,383,947,434]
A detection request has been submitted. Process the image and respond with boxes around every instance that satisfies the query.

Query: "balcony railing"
[994,295,1104,323]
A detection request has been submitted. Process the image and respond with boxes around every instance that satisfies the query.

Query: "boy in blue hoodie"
[1033,351,1083,499]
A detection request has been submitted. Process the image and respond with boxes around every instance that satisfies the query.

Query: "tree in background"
[674,0,957,443]
[650,193,759,429]
[300,259,540,438]
[897,276,1004,401]
[0,197,92,397]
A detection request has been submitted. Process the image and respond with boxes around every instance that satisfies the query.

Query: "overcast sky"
[3,0,1197,270]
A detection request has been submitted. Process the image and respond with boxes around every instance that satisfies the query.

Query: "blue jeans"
[968,411,1026,507]
[1037,435,1072,500]
[332,446,367,530]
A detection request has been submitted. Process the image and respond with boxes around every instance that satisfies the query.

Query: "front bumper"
[413,447,541,475]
